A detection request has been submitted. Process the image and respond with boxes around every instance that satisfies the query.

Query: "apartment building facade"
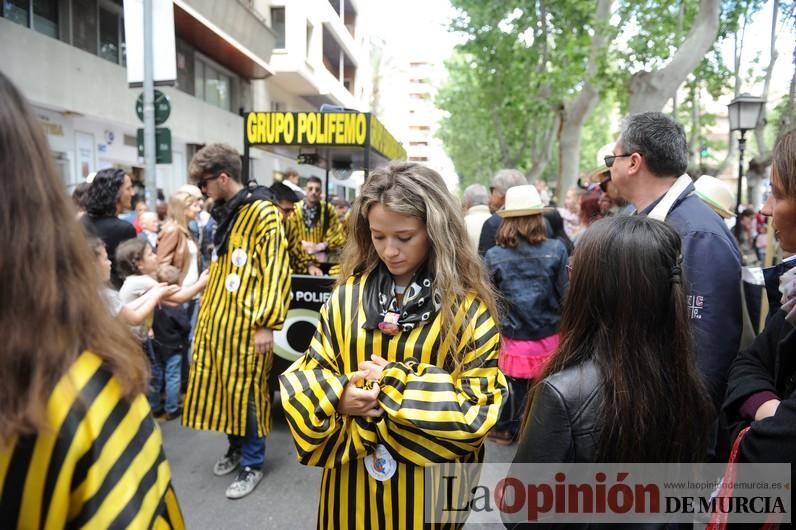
[0,0,371,196]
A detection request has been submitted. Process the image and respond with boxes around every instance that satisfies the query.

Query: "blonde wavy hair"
[338,162,499,367]
[166,190,196,236]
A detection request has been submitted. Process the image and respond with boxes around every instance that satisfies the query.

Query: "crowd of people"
[1,66,796,530]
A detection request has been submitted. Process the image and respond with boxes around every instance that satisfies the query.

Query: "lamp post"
[727,94,766,221]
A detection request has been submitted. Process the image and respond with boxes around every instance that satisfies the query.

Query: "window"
[3,0,58,38]
[271,7,285,48]
[175,38,195,94]
[3,0,29,27]
[194,55,233,111]
[72,0,98,54]
[99,6,122,63]
[33,0,57,37]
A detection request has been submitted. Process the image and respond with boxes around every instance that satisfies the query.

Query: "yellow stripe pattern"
[279,272,506,529]
[183,200,292,437]
[288,200,346,249]
[0,351,185,529]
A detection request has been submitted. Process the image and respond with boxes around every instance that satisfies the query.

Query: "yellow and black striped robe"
[284,216,317,274]
[279,272,506,529]
[289,200,346,250]
[0,351,184,529]
[183,200,291,437]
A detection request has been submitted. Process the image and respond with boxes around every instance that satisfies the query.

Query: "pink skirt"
[498,334,560,379]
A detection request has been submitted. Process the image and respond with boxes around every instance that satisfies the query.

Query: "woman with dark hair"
[572,189,604,245]
[82,167,136,288]
[507,216,712,518]
[0,73,183,527]
[724,129,796,470]
[543,207,575,255]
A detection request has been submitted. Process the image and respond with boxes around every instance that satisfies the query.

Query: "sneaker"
[213,448,241,477]
[163,408,182,421]
[225,466,263,499]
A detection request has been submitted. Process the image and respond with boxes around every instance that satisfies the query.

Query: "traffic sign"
[136,90,171,125]
[137,127,172,164]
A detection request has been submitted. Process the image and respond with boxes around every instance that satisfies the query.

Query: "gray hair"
[618,112,688,178]
[490,169,527,195]
[462,184,488,207]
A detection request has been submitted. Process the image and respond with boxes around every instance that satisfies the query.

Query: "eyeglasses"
[604,153,633,168]
[278,205,294,215]
[198,173,221,190]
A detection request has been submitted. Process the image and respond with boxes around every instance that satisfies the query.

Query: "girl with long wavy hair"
[0,73,184,527]
[280,161,507,529]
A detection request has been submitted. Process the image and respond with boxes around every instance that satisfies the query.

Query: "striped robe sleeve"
[374,298,507,465]
[279,294,375,468]
[284,218,317,274]
[0,352,185,530]
[253,205,292,330]
[322,203,346,251]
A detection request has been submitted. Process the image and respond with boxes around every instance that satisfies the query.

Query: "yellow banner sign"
[246,112,367,146]
[369,118,406,162]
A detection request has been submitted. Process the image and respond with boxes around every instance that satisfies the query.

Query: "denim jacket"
[485,238,569,340]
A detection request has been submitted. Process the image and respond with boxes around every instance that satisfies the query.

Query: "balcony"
[173,0,275,78]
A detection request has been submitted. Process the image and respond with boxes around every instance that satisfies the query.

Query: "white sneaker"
[213,448,241,477]
[225,466,264,499]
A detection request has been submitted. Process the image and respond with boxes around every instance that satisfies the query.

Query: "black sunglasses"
[604,153,633,168]
[198,173,222,190]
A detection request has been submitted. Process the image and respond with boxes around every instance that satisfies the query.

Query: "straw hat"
[498,185,553,217]
[694,175,735,219]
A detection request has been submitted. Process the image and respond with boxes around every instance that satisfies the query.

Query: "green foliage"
[437,0,782,186]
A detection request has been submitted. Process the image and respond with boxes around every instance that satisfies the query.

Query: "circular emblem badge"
[225,273,241,293]
[231,248,248,268]
[364,444,397,481]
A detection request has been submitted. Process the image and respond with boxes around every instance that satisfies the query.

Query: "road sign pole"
[143,0,157,211]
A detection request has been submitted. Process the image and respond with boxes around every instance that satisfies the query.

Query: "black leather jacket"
[514,360,601,464]
[503,361,679,529]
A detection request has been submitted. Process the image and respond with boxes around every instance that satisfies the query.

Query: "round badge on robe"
[211,249,218,262]
[225,273,241,293]
[231,248,247,268]
[364,444,397,481]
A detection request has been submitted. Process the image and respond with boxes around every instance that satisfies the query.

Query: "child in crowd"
[150,265,192,420]
[139,211,160,250]
[115,238,208,343]
[89,237,176,325]
[485,185,568,445]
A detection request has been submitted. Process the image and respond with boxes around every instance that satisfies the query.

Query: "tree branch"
[628,0,721,113]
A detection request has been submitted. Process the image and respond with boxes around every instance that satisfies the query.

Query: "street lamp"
[727,93,766,217]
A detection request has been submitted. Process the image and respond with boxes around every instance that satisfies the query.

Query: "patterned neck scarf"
[363,262,442,335]
[302,202,320,231]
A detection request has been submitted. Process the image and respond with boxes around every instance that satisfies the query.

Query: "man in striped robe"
[182,144,291,499]
[287,175,346,273]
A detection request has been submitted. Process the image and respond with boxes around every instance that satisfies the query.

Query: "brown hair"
[523,216,712,462]
[773,129,796,198]
[189,143,242,183]
[339,162,499,368]
[115,238,149,279]
[495,214,547,248]
[0,72,147,440]
[87,237,106,258]
[157,264,181,285]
